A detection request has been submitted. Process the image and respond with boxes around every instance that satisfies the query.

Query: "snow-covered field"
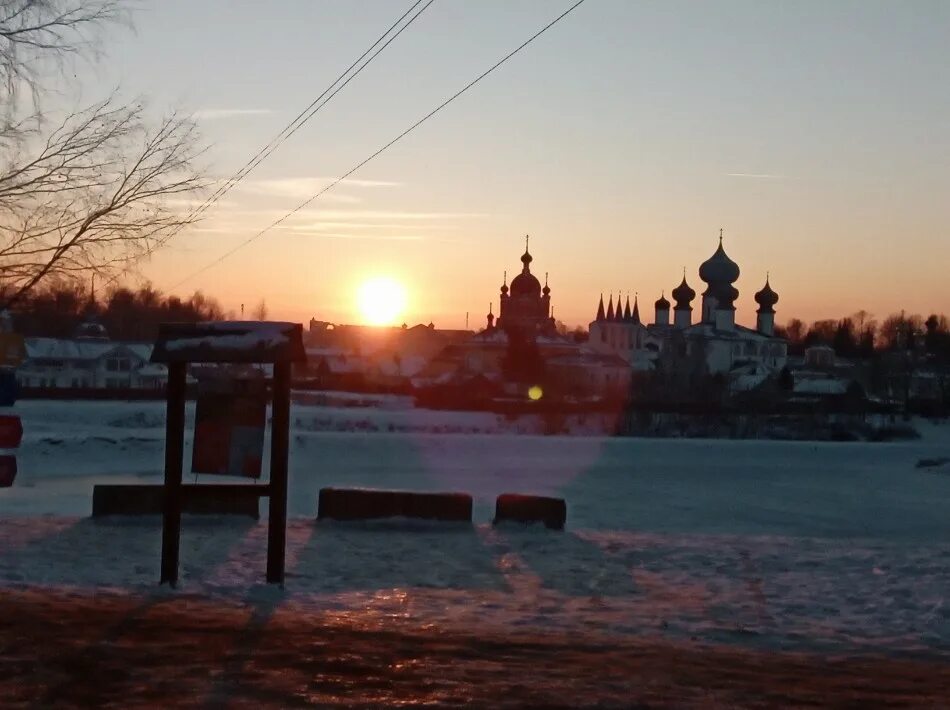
[3,400,950,658]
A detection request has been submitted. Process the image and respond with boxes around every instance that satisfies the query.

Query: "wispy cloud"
[311,233,426,241]
[236,177,402,200]
[286,230,469,245]
[164,197,238,209]
[283,221,451,232]
[725,173,786,179]
[194,108,274,120]
[288,209,482,221]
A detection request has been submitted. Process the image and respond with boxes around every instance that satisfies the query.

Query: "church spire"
[520,234,532,273]
[623,294,632,321]
[596,293,605,321]
[632,293,641,324]
[606,294,615,320]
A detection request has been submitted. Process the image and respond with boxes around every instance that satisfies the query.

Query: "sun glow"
[357,277,408,326]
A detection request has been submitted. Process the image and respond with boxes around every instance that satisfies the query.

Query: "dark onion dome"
[672,274,695,309]
[711,283,739,310]
[754,276,779,313]
[699,234,740,286]
[654,292,670,310]
[509,248,541,296]
[542,272,551,296]
[500,270,508,295]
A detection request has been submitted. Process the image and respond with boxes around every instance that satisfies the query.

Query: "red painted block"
[0,455,16,487]
[0,414,22,449]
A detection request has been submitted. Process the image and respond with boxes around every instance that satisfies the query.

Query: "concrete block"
[92,484,263,518]
[493,493,566,530]
[318,487,472,523]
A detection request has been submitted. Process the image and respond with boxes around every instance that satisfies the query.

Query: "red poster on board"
[192,392,266,478]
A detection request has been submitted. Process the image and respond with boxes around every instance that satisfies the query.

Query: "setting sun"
[357,277,408,326]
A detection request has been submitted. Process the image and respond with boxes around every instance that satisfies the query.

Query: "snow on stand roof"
[151,321,306,364]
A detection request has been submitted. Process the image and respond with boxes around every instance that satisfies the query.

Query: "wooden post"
[266,360,291,584]
[160,362,187,586]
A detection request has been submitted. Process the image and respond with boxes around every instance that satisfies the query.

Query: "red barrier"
[0,414,23,449]
[0,455,16,487]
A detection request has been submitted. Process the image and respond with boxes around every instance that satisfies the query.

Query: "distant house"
[805,345,836,369]
[302,320,475,390]
[17,338,163,389]
[545,350,631,398]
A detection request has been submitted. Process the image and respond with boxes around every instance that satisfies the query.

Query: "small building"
[805,345,836,369]
[18,338,157,389]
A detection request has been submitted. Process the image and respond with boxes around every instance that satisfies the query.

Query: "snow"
[162,321,298,354]
[793,377,849,395]
[2,400,950,657]
[24,338,152,362]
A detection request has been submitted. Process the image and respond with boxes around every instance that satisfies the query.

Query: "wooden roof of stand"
[151,321,306,364]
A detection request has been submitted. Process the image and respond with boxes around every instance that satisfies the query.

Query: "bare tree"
[0,1,205,306]
[253,299,267,321]
[1,99,204,306]
[1,1,123,112]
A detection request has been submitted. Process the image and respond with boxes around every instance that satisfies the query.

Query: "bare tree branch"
[0,0,125,111]
[0,97,207,307]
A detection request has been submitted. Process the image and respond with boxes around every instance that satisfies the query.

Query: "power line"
[182,0,437,229]
[169,0,589,291]
[104,0,435,287]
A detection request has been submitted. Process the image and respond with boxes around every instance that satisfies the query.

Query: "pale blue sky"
[76,0,950,327]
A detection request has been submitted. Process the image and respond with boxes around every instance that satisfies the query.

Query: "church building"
[488,235,558,338]
[588,231,787,376]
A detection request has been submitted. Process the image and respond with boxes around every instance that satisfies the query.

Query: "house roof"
[793,376,849,395]
[681,323,784,342]
[25,338,153,362]
[547,350,629,368]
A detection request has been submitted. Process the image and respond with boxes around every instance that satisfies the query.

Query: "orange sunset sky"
[75,1,948,329]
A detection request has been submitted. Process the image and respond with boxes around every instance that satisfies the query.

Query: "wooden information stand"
[151,322,305,586]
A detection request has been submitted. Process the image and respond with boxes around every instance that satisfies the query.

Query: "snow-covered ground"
[2,400,950,657]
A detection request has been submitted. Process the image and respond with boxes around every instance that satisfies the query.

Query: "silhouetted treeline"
[5,281,227,341]
[775,311,950,360]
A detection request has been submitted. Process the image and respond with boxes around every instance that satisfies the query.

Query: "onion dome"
[712,284,739,310]
[655,292,670,311]
[672,272,695,310]
[542,272,550,296]
[500,270,508,295]
[606,294,615,320]
[699,231,740,287]
[509,244,541,297]
[754,276,779,314]
[622,294,632,321]
[487,303,495,328]
[596,294,605,321]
